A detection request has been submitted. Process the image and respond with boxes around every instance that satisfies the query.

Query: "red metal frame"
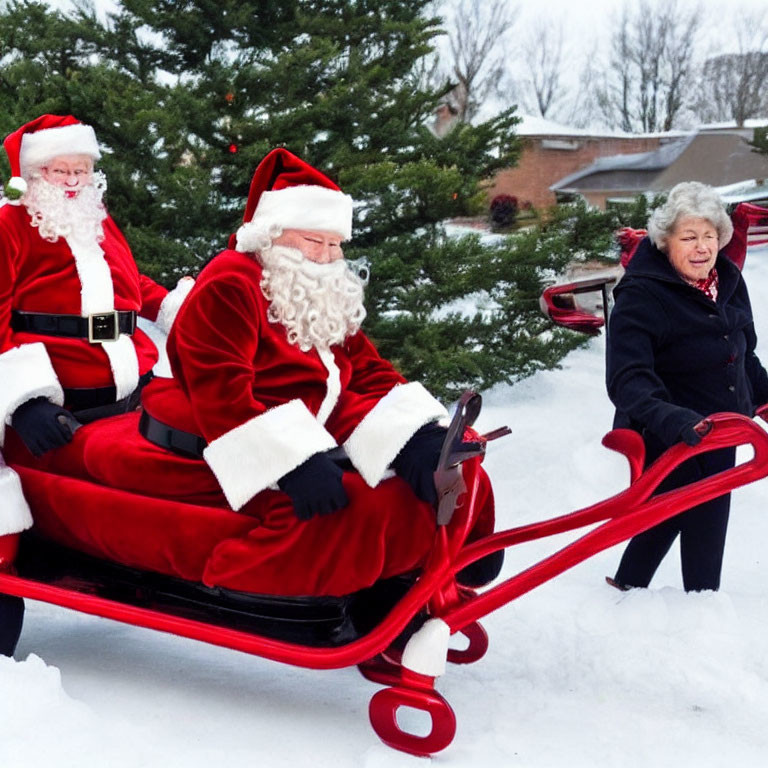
[1,410,767,756]
[539,276,616,335]
[369,668,456,757]
[440,412,768,632]
[0,532,19,567]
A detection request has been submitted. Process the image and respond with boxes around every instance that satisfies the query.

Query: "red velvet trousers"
[7,412,494,597]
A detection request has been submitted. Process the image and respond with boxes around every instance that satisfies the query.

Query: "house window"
[541,139,580,151]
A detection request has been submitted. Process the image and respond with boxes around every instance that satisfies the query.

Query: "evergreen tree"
[751,126,768,158]
[0,0,607,400]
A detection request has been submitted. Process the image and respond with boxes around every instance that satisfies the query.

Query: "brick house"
[485,115,682,210]
[551,126,768,209]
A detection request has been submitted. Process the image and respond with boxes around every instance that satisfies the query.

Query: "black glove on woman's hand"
[10,397,78,457]
[679,418,712,447]
[391,423,448,505]
[278,451,349,521]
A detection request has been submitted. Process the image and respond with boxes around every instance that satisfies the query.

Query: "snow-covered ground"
[3,248,768,767]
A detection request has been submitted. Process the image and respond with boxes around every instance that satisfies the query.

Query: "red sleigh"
[2,392,768,756]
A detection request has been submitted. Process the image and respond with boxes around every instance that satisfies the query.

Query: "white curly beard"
[22,172,108,244]
[259,244,367,351]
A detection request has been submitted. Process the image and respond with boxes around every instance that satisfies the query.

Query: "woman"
[606,181,768,592]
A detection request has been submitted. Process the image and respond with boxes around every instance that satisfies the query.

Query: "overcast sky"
[46,0,768,57]
[430,0,768,127]
[41,0,768,129]
[510,0,767,55]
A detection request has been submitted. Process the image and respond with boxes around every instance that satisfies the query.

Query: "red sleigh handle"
[601,428,646,484]
[440,412,768,633]
[540,276,617,336]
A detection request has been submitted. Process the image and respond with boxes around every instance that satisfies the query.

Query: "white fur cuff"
[156,277,195,335]
[344,382,448,488]
[0,342,64,445]
[0,462,33,535]
[402,618,451,677]
[203,399,337,511]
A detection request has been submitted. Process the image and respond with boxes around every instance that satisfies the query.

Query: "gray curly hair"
[647,181,733,251]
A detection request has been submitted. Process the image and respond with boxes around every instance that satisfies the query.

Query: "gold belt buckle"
[88,311,120,343]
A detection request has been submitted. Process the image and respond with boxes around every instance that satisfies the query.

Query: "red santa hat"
[3,114,101,202]
[235,148,353,252]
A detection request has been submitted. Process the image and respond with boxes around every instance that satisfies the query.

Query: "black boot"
[456,550,505,588]
[0,594,24,656]
[605,576,631,592]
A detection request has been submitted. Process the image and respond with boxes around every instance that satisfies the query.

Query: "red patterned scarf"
[688,268,718,302]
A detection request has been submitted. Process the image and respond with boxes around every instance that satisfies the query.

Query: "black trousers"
[614,445,735,592]
[615,494,731,591]
[0,594,24,656]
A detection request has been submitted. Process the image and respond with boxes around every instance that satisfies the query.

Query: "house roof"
[699,118,768,132]
[650,132,768,190]
[550,131,768,195]
[716,178,768,204]
[550,137,692,191]
[515,113,689,140]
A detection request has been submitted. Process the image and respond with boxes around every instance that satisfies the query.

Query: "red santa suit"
[7,148,496,597]
[150,249,450,509]
[0,114,191,537]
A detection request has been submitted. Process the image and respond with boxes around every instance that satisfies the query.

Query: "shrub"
[489,193,519,229]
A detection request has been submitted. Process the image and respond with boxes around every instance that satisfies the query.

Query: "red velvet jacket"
[0,201,174,440]
[142,249,447,511]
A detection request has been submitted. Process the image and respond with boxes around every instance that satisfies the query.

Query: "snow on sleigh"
[2,392,768,757]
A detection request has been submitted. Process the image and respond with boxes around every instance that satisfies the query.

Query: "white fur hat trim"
[248,185,353,241]
[20,123,101,175]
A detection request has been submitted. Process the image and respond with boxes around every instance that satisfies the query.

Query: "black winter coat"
[607,238,768,467]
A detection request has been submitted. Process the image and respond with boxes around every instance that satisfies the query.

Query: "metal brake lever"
[433,393,512,525]
[481,426,512,442]
[434,392,482,525]
[449,447,485,465]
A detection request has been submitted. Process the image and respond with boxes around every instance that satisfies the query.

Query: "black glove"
[679,418,712,447]
[10,397,78,457]
[391,423,448,505]
[277,451,349,521]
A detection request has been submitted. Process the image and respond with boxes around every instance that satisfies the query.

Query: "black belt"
[138,411,356,470]
[67,371,154,423]
[138,410,358,474]
[139,410,208,459]
[12,309,137,342]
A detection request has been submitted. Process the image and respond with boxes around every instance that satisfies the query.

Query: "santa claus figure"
[137,148,500,594]
[10,148,499,598]
[0,115,191,536]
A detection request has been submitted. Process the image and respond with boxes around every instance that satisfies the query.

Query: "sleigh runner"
[1,393,767,756]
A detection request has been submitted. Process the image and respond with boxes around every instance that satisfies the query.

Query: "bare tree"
[440,0,516,122]
[516,19,565,119]
[597,0,703,133]
[561,41,606,129]
[659,1,702,130]
[694,10,768,126]
[597,7,635,132]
